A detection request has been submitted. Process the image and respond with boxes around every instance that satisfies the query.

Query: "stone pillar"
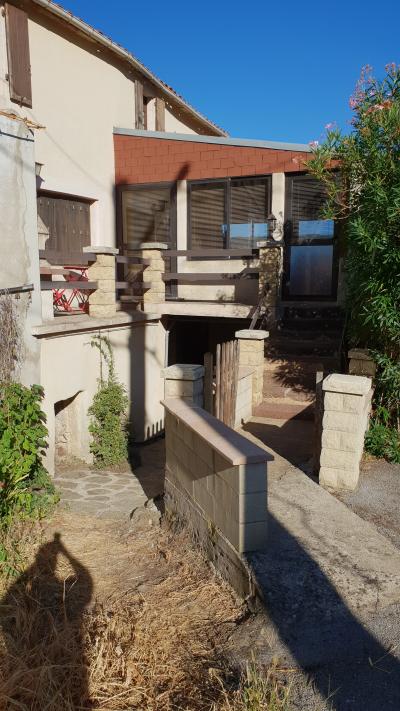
[348,349,376,378]
[257,243,282,328]
[84,246,118,318]
[235,330,269,406]
[140,242,168,308]
[319,373,373,492]
[161,364,204,407]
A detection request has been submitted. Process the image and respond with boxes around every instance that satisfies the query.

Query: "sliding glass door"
[283,174,337,300]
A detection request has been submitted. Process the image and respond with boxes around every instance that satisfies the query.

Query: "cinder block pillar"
[161,364,204,407]
[319,373,373,492]
[235,330,269,406]
[84,246,118,318]
[348,349,376,378]
[140,242,168,307]
[257,244,282,327]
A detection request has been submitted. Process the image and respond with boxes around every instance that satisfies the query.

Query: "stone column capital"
[235,329,269,341]
[140,242,169,250]
[161,364,205,381]
[83,245,119,255]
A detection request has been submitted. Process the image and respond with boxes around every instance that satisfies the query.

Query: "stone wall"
[319,374,373,491]
[86,246,118,318]
[258,244,282,327]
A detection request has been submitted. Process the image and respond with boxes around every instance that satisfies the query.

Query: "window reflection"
[289,245,333,296]
[298,219,334,239]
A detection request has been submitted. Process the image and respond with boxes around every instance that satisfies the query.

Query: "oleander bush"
[308,63,400,461]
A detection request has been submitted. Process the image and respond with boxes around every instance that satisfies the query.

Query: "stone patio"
[55,438,165,519]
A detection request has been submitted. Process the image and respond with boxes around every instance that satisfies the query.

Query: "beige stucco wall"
[27,18,136,248]
[165,107,197,134]
[0,7,203,253]
[38,319,166,474]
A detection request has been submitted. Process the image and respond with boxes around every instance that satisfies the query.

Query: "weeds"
[0,518,293,710]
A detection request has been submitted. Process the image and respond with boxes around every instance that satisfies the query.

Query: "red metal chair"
[53,266,90,313]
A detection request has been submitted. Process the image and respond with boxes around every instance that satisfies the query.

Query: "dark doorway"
[167,316,250,365]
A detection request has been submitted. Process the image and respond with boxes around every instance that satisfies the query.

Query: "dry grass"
[0,515,293,710]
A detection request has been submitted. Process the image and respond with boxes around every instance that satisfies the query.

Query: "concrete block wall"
[348,349,377,378]
[141,242,167,307]
[163,398,269,554]
[319,374,373,491]
[235,367,253,427]
[236,330,269,406]
[161,364,204,407]
[85,246,118,318]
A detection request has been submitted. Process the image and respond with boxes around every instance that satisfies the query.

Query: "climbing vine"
[88,335,129,468]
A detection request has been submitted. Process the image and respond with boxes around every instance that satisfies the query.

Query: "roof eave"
[30,0,227,137]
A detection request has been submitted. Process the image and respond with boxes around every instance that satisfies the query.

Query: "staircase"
[254,306,344,420]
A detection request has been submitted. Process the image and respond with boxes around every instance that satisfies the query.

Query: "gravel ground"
[335,458,400,550]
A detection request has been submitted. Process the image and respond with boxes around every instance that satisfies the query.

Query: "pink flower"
[325,122,335,130]
[309,140,319,148]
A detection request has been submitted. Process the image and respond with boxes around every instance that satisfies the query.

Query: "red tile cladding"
[114,135,311,184]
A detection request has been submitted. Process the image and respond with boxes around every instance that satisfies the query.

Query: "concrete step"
[253,399,314,421]
[266,336,341,358]
[263,355,340,372]
[262,370,315,402]
[283,318,344,332]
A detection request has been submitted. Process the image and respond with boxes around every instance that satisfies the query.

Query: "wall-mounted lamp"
[267,212,277,233]
[35,162,43,177]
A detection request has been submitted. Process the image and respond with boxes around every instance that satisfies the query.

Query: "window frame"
[116,181,177,251]
[283,172,339,301]
[116,181,178,297]
[187,175,272,255]
[36,190,93,253]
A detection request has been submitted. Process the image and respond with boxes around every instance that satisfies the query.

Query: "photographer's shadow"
[0,532,93,708]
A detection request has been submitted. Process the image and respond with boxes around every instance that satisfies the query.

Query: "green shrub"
[365,408,400,463]
[88,335,129,468]
[0,383,56,524]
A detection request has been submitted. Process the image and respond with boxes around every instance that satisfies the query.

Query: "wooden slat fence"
[213,339,240,428]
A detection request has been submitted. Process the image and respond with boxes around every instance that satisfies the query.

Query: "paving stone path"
[55,438,165,519]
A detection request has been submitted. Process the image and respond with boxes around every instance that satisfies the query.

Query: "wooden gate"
[204,340,239,428]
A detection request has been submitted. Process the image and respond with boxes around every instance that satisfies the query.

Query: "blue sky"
[64,0,399,143]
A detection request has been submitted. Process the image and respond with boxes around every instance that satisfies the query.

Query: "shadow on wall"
[248,514,400,710]
[0,533,93,707]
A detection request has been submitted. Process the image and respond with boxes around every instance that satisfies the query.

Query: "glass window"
[121,186,173,249]
[189,176,271,250]
[230,178,270,248]
[289,245,334,296]
[190,182,226,250]
[289,175,333,242]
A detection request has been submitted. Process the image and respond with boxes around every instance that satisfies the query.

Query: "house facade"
[0,0,223,472]
[113,130,344,365]
[0,0,342,474]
